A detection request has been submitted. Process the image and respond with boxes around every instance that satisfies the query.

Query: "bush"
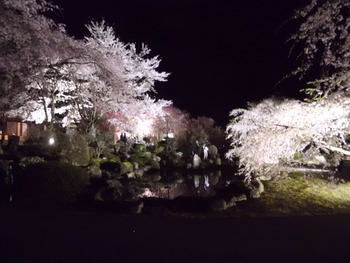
[69,133,90,166]
[20,161,90,205]
[130,151,151,167]
[50,131,90,166]
[103,153,121,163]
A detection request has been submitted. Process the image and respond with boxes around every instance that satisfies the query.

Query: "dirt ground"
[2,205,350,263]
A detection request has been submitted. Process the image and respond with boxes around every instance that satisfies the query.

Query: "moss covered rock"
[208,145,218,159]
[215,157,222,166]
[150,159,161,170]
[120,162,133,175]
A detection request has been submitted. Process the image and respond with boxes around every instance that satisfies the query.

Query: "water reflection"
[139,170,233,200]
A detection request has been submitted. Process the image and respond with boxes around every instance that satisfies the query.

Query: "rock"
[314,155,327,165]
[106,179,123,188]
[143,165,152,172]
[95,182,124,202]
[215,157,222,166]
[114,142,121,153]
[143,151,152,160]
[214,170,222,177]
[231,194,247,202]
[120,162,133,175]
[150,159,160,170]
[134,169,144,178]
[127,172,136,179]
[151,153,161,162]
[129,201,144,214]
[209,175,219,186]
[208,145,218,159]
[259,175,272,181]
[102,171,112,180]
[88,166,102,179]
[249,178,264,199]
[116,141,127,153]
[134,144,146,152]
[149,174,161,182]
[133,162,139,170]
[193,154,201,168]
[175,152,183,158]
[209,198,236,212]
[94,187,104,202]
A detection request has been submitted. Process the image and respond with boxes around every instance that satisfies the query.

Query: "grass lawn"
[229,174,350,217]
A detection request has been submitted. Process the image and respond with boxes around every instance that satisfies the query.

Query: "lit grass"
[249,176,350,216]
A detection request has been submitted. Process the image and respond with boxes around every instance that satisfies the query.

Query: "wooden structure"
[0,113,29,142]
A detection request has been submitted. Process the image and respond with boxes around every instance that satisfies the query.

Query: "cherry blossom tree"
[81,21,171,136]
[0,0,82,109]
[226,95,350,179]
[2,2,171,135]
[107,95,171,139]
[152,105,190,140]
[290,0,350,98]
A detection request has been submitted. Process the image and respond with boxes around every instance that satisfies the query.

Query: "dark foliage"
[19,161,89,205]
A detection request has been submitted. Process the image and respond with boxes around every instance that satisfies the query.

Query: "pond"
[106,165,253,214]
[3,161,350,216]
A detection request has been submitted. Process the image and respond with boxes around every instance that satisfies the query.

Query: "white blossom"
[226,95,350,177]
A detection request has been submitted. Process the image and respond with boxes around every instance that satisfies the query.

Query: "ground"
[2,174,350,262]
[213,174,350,218]
[2,206,350,263]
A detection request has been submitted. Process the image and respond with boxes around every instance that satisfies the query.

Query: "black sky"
[52,0,307,127]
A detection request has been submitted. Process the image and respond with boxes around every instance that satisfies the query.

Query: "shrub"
[91,158,102,168]
[20,161,90,205]
[19,156,45,168]
[104,153,121,163]
[69,133,90,166]
[50,131,90,166]
[130,151,151,167]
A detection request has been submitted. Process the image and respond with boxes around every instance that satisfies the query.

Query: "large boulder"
[88,166,102,179]
[209,198,236,212]
[208,145,218,159]
[249,178,264,199]
[193,154,201,168]
[95,179,125,202]
[134,169,144,178]
[120,162,133,175]
[151,153,161,162]
[215,157,222,166]
[150,159,160,170]
[231,194,247,202]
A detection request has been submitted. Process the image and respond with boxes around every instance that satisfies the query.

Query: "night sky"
[52,0,307,127]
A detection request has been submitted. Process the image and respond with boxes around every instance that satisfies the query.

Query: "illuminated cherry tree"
[152,106,190,139]
[107,95,171,139]
[0,0,82,109]
[3,2,170,136]
[81,21,171,136]
[290,0,350,98]
[226,95,350,178]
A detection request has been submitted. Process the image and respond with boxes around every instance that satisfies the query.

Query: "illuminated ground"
[235,175,350,217]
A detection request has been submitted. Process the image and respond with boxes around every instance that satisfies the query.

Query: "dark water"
[139,167,245,200]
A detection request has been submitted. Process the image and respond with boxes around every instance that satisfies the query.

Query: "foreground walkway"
[1,206,350,263]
